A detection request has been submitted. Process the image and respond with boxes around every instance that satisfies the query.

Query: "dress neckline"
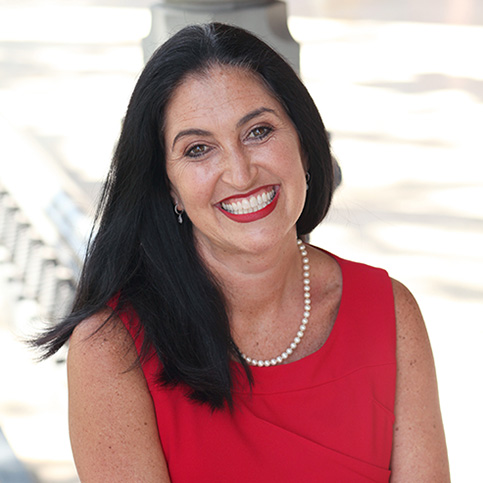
[231,249,347,394]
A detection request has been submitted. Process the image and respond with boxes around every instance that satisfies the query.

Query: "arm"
[67,311,171,482]
[390,279,450,482]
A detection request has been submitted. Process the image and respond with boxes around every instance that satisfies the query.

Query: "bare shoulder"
[68,309,137,372]
[68,310,170,481]
[391,279,431,359]
[390,279,450,482]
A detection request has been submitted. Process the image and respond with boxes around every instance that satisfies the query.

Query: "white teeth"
[221,188,276,215]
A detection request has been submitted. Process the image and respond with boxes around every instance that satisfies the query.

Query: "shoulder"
[389,278,450,481]
[68,308,137,373]
[391,278,424,327]
[390,278,439,384]
[68,310,170,481]
[391,278,429,358]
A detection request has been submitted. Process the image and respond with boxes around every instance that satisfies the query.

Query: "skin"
[67,66,449,481]
[164,66,308,260]
[68,314,170,482]
[390,280,450,481]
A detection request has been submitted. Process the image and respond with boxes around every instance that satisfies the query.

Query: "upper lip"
[217,185,278,205]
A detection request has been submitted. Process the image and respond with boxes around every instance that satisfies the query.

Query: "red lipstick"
[217,187,280,223]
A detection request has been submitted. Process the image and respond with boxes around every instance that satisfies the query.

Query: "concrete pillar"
[143,0,300,73]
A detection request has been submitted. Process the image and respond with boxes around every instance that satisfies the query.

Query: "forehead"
[164,65,285,133]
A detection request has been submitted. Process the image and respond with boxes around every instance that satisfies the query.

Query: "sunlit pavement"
[0,1,482,481]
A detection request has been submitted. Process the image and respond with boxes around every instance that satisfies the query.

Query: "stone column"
[143,0,300,73]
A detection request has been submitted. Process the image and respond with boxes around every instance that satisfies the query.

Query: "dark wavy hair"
[33,22,334,409]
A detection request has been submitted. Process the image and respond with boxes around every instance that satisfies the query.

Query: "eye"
[247,125,273,141]
[185,144,210,158]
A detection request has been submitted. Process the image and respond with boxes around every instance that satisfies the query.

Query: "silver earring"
[174,203,184,224]
[305,172,311,191]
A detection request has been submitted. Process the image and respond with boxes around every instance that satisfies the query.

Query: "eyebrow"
[171,107,277,150]
[236,107,277,128]
[172,128,211,150]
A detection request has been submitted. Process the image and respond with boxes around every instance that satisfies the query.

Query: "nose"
[221,146,258,190]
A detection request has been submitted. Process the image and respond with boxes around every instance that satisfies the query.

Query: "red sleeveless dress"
[115,253,396,482]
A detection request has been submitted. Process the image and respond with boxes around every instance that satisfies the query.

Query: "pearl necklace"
[240,239,310,367]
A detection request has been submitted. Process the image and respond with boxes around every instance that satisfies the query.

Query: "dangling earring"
[174,203,184,224]
[305,172,311,191]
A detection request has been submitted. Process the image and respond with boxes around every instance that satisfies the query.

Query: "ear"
[167,176,184,210]
[302,150,310,172]
[170,189,184,211]
[298,141,309,172]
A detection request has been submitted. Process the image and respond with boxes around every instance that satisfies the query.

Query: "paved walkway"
[0,1,482,481]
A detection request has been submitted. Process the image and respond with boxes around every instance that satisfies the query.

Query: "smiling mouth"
[220,187,277,215]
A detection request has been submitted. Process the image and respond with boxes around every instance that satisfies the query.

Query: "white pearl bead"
[240,239,310,368]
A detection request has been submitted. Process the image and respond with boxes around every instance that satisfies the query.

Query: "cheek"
[166,165,182,202]
[277,143,306,180]
[169,163,220,208]
[284,147,308,201]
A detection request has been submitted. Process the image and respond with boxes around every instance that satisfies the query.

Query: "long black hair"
[33,22,334,409]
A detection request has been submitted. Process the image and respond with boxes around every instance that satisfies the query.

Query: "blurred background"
[0,0,482,481]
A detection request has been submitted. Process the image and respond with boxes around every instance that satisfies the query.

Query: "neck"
[196,232,303,330]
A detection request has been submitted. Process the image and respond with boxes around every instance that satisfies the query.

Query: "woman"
[35,23,449,481]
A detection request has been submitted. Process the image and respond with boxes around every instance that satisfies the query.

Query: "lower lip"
[218,190,280,223]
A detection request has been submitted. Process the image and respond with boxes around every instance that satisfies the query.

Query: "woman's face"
[164,65,307,256]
